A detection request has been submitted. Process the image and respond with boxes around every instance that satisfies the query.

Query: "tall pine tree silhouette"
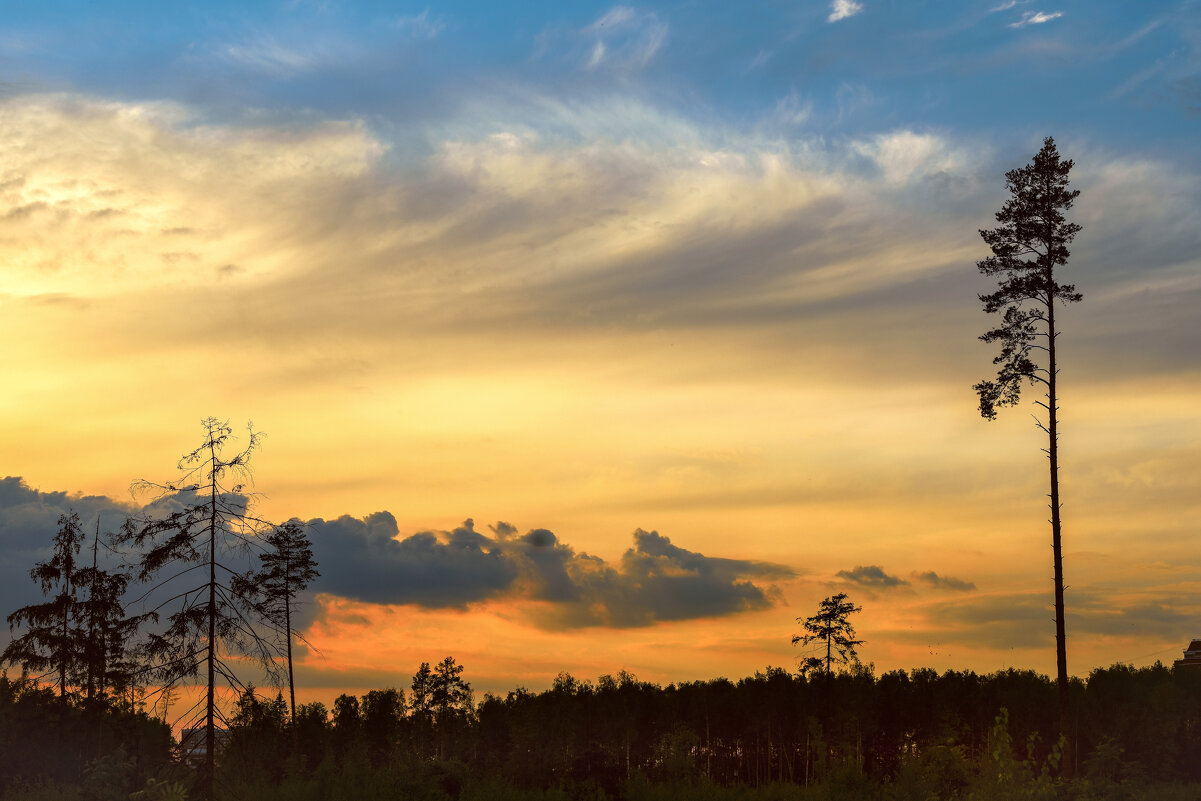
[974,136,1082,760]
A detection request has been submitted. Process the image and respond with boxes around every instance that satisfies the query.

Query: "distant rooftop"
[1174,638,1201,667]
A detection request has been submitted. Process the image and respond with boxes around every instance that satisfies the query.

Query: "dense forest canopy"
[4,658,1201,800]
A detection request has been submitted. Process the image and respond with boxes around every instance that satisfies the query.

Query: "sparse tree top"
[975,136,1082,420]
[793,592,864,677]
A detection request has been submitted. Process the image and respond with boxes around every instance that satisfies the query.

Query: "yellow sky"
[2,93,1200,701]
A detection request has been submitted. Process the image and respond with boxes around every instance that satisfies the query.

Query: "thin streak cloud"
[219,36,326,76]
[541,5,668,74]
[1010,11,1064,28]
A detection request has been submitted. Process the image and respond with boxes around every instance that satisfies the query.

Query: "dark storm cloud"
[0,477,135,639]
[836,564,910,590]
[491,523,580,604]
[307,515,794,629]
[306,515,518,609]
[542,528,794,629]
[912,571,977,592]
[0,478,793,637]
[0,476,132,551]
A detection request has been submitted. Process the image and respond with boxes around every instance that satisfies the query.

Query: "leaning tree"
[120,418,282,801]
[973,136,1082,752]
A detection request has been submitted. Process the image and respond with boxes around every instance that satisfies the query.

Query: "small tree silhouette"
[236,520,319,726]
[410,661,435,758]
[3,512,87,704]
[77,517,146,707]
[431,656,473,760]
[792,593,863,677]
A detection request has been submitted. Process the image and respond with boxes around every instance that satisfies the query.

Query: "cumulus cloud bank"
[0,477,136,631]
[308,514,794,629]
[0,477,794,638]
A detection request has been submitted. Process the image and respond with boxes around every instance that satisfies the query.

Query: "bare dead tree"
[120,418,285,801]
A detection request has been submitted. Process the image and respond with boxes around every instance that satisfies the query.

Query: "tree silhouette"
[119,418,281,801]
[360,687,404,766]
[3,512,86,703]
[238,520,319,725]
[77,517,147,708]
[792,593,863,677]
[4,512,146,717]
[410,661,435,758]
[431,656,473,759]
[974,136,1082,749]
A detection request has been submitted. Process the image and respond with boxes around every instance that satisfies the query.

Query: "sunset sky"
[1,1,1199,706]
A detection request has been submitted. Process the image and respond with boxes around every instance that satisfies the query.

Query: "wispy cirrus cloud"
[220,36,326,76]
[904,590,1201,650]
[851,130,969,186]
[1009,10,1064,29]
[394,9,444,40]
[828,0,864,23]
[537,5,668,74]
[588,6,668,71]
[912,571,977,592]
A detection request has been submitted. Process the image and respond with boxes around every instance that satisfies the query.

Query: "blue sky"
[3,1,1195,159]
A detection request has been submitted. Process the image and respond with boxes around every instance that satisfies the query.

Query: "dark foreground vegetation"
[4,660,1201,800]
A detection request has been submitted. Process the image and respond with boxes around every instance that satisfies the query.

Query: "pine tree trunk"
[286,573,298,758]
[87,529,99,703]
[60,602,68,704]
[1047,284,1072,775]
[286,574,295,722]
[61,548,73,705]
[206,449,218,801]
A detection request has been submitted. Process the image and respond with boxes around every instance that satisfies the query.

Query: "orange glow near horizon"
[1,94,1199,700]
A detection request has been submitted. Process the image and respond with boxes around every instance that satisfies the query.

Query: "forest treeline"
[5,657,1201,800]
